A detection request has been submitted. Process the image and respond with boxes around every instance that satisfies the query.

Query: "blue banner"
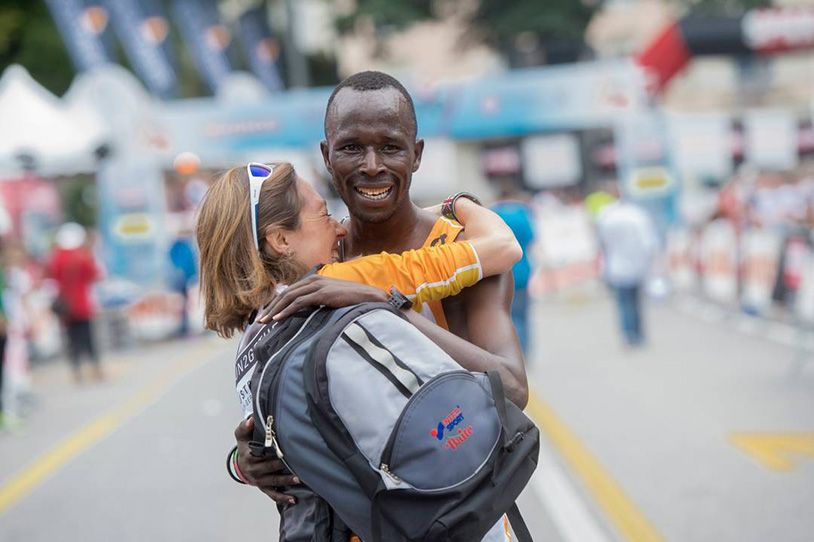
[102,0,177,99]
[170,0,234,94]
[238,7,284,93]
[44,0,113,71]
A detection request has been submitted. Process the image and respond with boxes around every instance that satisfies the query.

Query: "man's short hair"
[324,71,417,138]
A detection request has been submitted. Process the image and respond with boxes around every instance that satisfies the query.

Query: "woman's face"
[284,177,347,270]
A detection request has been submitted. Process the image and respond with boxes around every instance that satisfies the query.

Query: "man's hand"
[258,275,388,323]
[234,417,301,504]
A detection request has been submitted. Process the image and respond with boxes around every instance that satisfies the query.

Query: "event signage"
[238,7,284,93]
[170,0,234,94]
[44,0,113,71]
[102,0,177,99]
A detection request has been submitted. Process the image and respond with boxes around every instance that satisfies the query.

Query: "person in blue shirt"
[169,234,198,336]
[491,178,536,355]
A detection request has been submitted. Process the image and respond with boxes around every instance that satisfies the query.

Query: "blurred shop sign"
[744,109,798,170]
[668,113,732,181]
[112,213,155,242]
[626,166,675,198]
[482,146,520,177]
[521,134,582,189]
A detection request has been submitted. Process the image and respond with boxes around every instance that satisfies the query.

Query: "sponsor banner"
[170,0,234,94]
[529,207,599,295]
[666,228,698,292]
[699,219,739,304]
[741,228,782,313]
[44,0,113,71]
[102,0,177,99]
[238,7,284,93]
[743,8,814,54]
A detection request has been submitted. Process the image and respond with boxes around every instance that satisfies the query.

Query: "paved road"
[1,288,812,541]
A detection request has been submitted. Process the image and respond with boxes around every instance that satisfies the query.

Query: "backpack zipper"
[255,308,325,458]
[265,414,284,459]
[379,463,401,484]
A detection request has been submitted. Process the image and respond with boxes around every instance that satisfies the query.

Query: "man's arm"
[419,273,529,408]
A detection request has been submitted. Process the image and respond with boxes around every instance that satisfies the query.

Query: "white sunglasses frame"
[247,162,277,251]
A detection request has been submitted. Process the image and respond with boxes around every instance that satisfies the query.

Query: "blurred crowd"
[0,221,200,432]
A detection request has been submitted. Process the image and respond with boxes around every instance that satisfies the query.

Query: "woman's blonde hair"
[196,162,304,337]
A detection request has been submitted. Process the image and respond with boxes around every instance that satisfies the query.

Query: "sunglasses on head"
[247,162,277,251]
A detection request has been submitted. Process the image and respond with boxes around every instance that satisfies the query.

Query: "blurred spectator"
[48,223,103,383]
[491,177,536,355]
[3,243,36,423]
[168,232,198,337]
[0,240,7,429]
[596,198,659,347]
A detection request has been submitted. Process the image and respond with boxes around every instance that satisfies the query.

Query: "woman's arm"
[453,198,522,278]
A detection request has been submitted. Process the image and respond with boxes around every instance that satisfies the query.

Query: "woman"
[196,162,522,541]
[197,162,520,339]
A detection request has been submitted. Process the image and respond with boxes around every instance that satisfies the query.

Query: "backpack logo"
[430,406,474,450]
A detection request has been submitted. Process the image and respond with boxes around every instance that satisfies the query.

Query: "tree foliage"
[468,0,596,45]
[0,0,75,95]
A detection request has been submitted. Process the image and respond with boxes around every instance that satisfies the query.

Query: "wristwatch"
[387,286,413,311]
[441,192,482,222]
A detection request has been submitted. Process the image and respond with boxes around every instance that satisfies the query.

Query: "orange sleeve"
[319,241,482,310]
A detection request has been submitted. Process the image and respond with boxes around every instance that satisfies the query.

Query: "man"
[232,71,528,540]
[595,197,658,347]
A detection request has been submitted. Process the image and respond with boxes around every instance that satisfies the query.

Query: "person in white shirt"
[595,199,659,347]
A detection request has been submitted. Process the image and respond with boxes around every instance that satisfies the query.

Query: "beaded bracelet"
[441,192,482,222]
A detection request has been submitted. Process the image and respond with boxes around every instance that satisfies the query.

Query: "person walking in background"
[595,197,659,348]
[48,223,103,383]
[491,177,536,355]
[168,231,197,337]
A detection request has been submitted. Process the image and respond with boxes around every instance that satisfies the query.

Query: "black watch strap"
[387,286,413,310]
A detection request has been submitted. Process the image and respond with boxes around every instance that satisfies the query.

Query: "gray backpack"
[249,302,538,542]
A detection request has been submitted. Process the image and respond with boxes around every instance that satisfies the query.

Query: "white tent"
[0,64,109,178]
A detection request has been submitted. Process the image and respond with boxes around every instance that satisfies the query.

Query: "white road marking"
[530,442,611,542]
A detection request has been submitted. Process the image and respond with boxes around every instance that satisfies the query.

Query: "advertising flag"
[238,7,284,93]
[102,0,178,99]
[170,0,234,94]
[44,0,113,71]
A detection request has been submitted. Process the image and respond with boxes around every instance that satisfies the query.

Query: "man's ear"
[412,138,425,172]
[265,227,290,257]
[320,141,333,175]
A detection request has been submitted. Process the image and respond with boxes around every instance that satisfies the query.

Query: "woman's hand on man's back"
[258,275,388,323]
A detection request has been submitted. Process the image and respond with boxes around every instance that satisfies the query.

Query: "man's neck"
[343,202,436,259]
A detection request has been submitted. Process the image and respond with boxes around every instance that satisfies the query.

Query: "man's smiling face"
[322,87,423,224]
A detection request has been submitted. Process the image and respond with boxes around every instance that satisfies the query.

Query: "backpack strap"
[507,503,534,542]
[487,370,510,444]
